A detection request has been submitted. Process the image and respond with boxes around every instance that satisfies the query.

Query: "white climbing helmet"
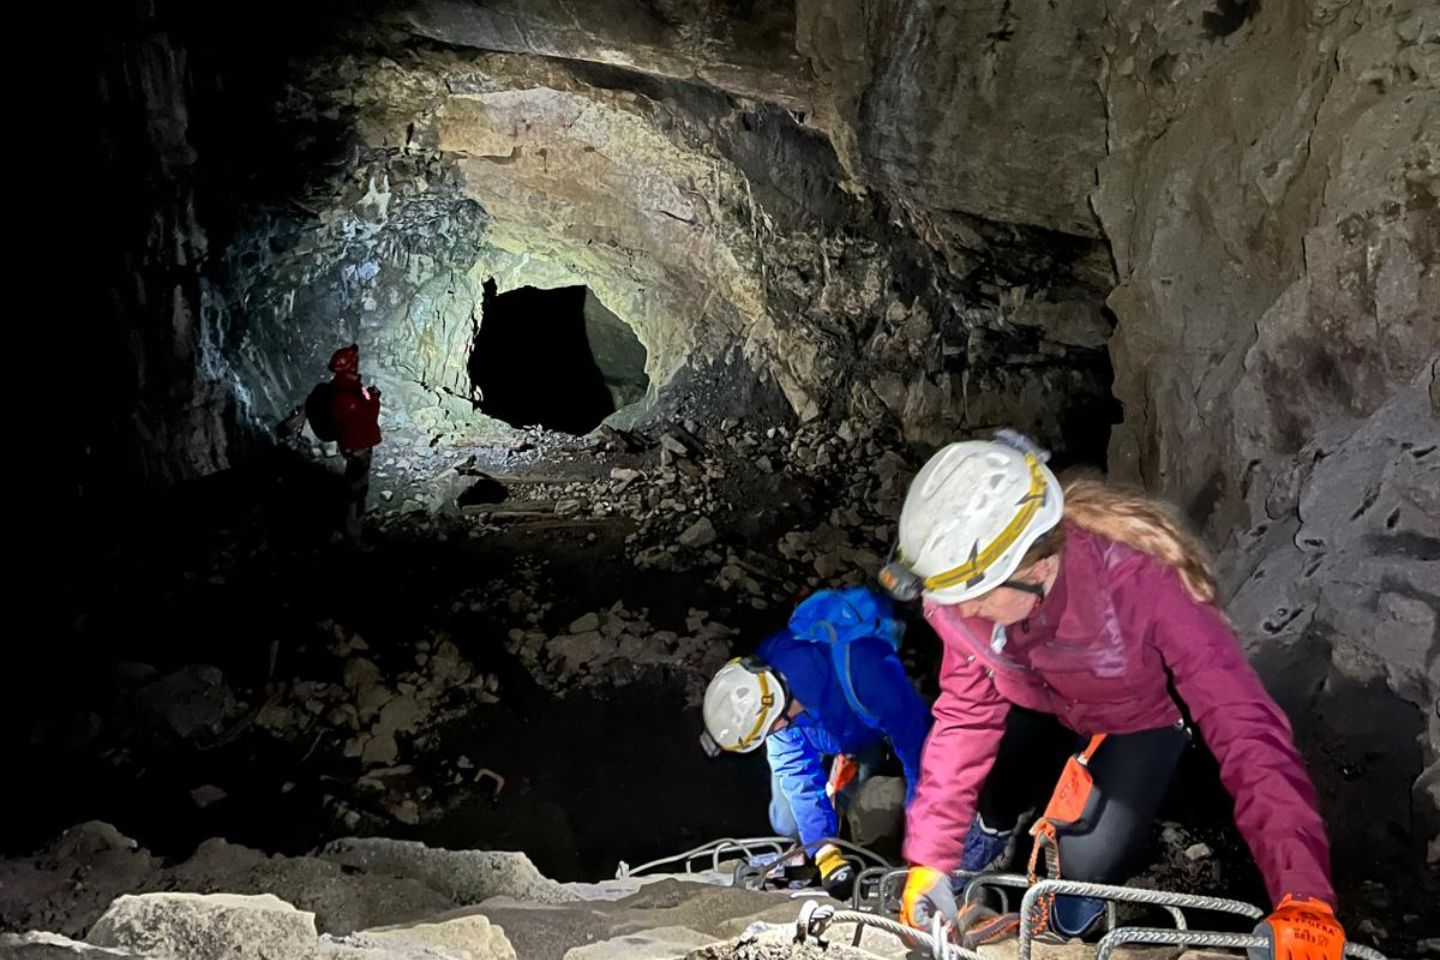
[700,658,786,757]
[888,430,1064,605]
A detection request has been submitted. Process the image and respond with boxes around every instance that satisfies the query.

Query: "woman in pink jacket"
[881,431,1344,960]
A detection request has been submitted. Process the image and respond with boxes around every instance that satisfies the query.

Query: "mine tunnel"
[6,0,1437,957]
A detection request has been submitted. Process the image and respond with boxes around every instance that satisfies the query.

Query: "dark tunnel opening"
[469,281,649,435]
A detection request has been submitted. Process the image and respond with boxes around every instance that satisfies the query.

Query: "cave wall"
[797,0,1111,237]
[1096,0,1438,537]
[1087,0,1440,871]
[793,0,1439,869]
[154,18,1119,459]
[79,1,1437,504]
[86,10,240,492]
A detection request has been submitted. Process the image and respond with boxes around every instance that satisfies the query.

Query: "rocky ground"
[5,412,1432,956]
[11,417,927,875]
[0,823,1302,960]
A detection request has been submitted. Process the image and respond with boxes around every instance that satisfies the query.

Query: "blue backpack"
[787,587,905,727]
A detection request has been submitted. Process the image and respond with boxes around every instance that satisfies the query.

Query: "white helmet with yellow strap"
[700,657,787,757]
[880,430,1064,605]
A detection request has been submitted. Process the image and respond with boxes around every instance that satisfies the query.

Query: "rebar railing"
[1018,879,1265,960]
[1094,926,1389,960]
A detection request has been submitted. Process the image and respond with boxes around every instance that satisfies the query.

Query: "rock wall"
[1096,0,1439,537]
[84,14,241,492]
[215,40,1117,457]
[1088,0,1439,878]
[1223,373,1439,880]
[81,0,1121,496]
[77,1,1437,502]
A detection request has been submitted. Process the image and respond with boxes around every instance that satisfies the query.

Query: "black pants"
[341,447,373,538]
[976,707,1188,886]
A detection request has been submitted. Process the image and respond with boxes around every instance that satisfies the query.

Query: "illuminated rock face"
[91,3,1122,476]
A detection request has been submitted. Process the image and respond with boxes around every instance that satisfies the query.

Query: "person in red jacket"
[325,344,381,539]
[878,431,1344,960]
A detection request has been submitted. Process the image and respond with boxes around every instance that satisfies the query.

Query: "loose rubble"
[13,404,1429,952]
[0,825,1304,960]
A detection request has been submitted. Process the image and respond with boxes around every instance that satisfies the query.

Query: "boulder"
[319,839,579,906]
[85,893,317,960]
[357,912,516,959]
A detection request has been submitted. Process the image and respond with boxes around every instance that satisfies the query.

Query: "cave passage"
[469,281,649,435]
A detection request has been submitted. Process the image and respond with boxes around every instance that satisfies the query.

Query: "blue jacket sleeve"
[766,726,836,850]
[852,644,932,805]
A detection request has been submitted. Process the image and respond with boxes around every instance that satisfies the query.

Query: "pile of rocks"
[506,604,733,703]
[175,620,499,776]
[329,631,498,768]
[0,822,915,959]
[92,416,934,852]
[479,418,918,592]
[0,827,583,959]
[114,619,507,831]
[3,822,1304,960]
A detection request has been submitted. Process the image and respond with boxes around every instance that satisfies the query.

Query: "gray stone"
[375,696,424,736]
[845,777,905,848]
[546,632,614,681]
[386,800,420,826]
[679,518,717,549]
[565,925,715,960]
[315,934,450,959]
[357,913,516,959]
[85,893,317,960]
[361,733,400,766]
[135,666,237,739]
[164,839,460,936]
[567,612,602,634]
[343,658,383,691]
[318,839,579,906]
[189,785,228,809]
[0,932,144,959]
[356,681,397,719]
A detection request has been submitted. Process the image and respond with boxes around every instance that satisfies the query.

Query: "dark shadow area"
[470,281,648,435]
[0,448,775,878]
[1055,344,1125,474]
[1202,0,1259,39]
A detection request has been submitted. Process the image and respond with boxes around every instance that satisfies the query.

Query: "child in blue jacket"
[700,587,931,896]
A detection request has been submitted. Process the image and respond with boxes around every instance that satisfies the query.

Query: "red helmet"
[329,344,359,374]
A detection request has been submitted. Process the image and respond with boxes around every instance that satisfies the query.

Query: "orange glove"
[900,865,956,930]
[826,754,861,800]
[1254,895,1345,960]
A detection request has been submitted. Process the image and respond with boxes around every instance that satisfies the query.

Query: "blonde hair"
[1020,479,1218,605]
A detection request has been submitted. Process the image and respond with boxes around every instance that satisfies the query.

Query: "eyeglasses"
[997,578,1046,599]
